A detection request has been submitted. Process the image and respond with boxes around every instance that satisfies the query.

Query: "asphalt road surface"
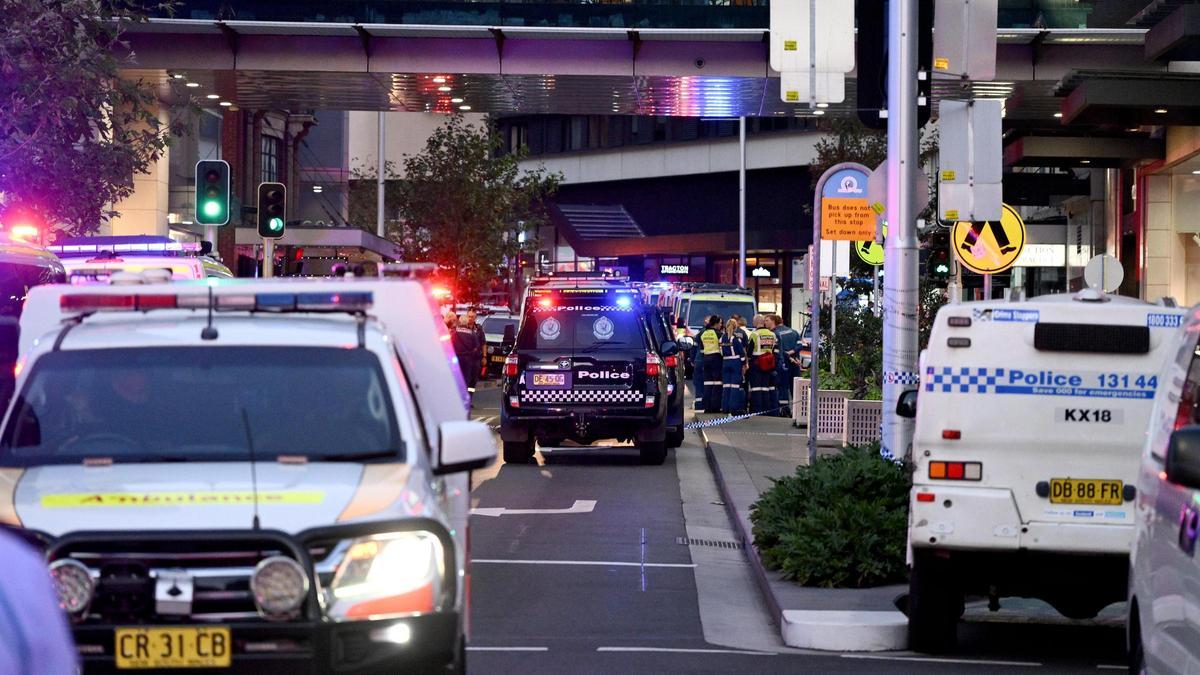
[466,386,1129,674]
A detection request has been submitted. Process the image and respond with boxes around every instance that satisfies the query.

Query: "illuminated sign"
[751,266,773,278]
[660,264,690,275]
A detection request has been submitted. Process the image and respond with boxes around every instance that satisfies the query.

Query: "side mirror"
[435,420,497,475]
[677,335,696,351]
[660,341,679,357]
[1166,427,1200,490]
[502,323,516,347]
[896,389,918,419]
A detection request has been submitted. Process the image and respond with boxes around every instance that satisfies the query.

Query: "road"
[466,386,1129,674]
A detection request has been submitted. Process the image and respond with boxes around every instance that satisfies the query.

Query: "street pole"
[882,0,920,461]
[376,111,386,238]
[831,246,837,376]
[263,239,274,278]
[738,116,747,288]
[205,225,217,259]
[983,273,992,299]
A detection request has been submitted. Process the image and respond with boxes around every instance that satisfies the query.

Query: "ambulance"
[900,289,1184,652]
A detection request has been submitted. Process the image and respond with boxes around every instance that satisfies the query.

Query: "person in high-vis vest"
[697,315,724,413]
[748,320,779,414]
[720,318,747,414]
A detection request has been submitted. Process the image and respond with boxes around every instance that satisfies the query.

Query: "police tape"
[683,404,791,430]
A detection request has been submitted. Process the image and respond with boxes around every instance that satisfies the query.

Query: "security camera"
[694,57,706,69]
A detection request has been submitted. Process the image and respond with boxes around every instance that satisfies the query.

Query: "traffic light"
[195,160,230,226]
[257,182,287,238]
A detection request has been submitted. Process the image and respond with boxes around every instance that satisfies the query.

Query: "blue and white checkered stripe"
[924,366,1004,393]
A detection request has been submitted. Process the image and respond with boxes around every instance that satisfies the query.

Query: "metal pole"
[205,225,218,259]
[882,0,920,461]
[263,239,274,278]
[738,116,747,287]
[808,230,821,466]
[872,264,880,315]
[831,245,837,376]
[376,111,386,238]
[983,273,992,299]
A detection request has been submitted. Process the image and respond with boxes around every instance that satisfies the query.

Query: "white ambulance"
[900,290,1184,652]
[2,277,493,672]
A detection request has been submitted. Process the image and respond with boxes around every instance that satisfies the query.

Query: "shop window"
[260,135,279,184]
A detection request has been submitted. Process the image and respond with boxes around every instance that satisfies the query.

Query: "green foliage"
[750,444,910,588]
[0,0,185,235]
[814,298,882,400]
[809,117,888,191]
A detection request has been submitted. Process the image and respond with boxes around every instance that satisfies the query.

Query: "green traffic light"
[202,200,222,218]
[268,217,284,232]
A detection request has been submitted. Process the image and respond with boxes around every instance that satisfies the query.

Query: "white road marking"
[470,499,597,517]
[472,558,695,568]
[840,654,1042,667]
[1096,666,1125,671]
[596,647,775,656]
[466,646,549,652]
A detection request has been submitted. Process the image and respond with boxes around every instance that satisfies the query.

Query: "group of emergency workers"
[690,313,803,417]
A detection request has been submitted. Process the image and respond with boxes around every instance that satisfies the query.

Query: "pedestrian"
[768,314,798,417]
[449,314,479,404]
[748,316,779,414]
[720,318,747,414]
[465,308,485,392]
[0,530,78,675]
[698,315,724,413]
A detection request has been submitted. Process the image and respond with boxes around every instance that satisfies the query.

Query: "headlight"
[326,532,444,621]
[251,556,309,619]
[49,559,94,620]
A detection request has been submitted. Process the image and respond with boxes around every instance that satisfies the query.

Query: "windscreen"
[0,261,65,317]
[0,347,402,466]
[517,305,645,352]
[482,316,518,337]
[686,299,756,326]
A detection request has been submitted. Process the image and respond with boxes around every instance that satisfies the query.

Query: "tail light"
[1175,386,1196,430]
[916,493,936,503]
[664,355,678,368]
[928,461,982,481]
[504,354,519,378]
[645,352,662,377]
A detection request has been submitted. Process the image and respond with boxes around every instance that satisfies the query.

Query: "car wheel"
[502,439,536,464]
[639,441,668,465]
[666,427,686,448]
[907,551,962,654]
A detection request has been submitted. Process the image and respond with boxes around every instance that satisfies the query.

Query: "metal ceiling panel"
[370,37,501,75]
[634,41,768,78]
[221,21,360,37]
[502,40,632,77]
[1003,135,1164,168]
[236,36,367,72]
[1061,75,1200,125]
[1145,4,1200,60]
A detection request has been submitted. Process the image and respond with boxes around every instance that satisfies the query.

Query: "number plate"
[532,373,566,387]
[491,356,506,363]
[115,627,231,669]
[1048,478,1123,506]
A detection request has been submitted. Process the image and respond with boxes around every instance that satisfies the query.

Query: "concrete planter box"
[792,378,883,446]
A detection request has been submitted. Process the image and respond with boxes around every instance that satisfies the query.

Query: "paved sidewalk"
[697,413,909,652]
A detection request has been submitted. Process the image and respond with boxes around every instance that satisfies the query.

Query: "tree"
[0,0,183,236]
[393,115,560,299]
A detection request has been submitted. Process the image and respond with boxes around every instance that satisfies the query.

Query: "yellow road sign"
[854,225,887,266]
[951,204,1026,275]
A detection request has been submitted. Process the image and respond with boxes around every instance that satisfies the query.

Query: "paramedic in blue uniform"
[748,320,779,414]
[697,315,724,413]
[771,314,801,417]
[720,318,747,414]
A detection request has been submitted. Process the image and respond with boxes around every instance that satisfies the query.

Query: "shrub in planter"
[750,444,909,588]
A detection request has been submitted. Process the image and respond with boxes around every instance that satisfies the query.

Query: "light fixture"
[251,556,309,619]
[1192,170,1200,175]
[49,560,95,620]
[451,97,463,104]
[172,73,184,80]
[432,76,446,84]
[219,101,232,107]
[313,185,324,193]
[813,110,825,116]
[1053,112,1063,118]
[206,94,220,100]
[438,86,451,92]
[816,102,829,109]
[459,105,472,111]
[1155,108,1168,114]
[185,82,201,88]
[370,623,412,645]
[1080,160,1090,164]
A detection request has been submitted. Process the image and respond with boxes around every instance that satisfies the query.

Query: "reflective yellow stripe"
[41,491,325,507]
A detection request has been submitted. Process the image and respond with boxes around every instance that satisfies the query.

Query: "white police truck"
[900,291,1184,653]
[1,276,494,673]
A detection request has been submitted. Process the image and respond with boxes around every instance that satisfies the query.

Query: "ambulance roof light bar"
[48,242,201,256]
[59,291,374,315]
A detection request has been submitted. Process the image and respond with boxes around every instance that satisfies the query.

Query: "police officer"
[697,315,723,413]
[720,318,747,414]
[771,313,801,417]
[465,308,485,391]
[748,317,779,414]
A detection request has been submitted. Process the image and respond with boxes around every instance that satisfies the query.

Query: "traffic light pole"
[263,239,274,278]
[882,0,920,461]
[738,116,747,288]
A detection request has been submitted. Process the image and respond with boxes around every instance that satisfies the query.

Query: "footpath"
[696,413,910,652]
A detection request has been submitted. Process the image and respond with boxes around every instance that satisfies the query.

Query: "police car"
[50,238,233,282]
[2,276,494,673]
[499,283,675,465]
[1128,303,1200,673]
[900,291,1184,653]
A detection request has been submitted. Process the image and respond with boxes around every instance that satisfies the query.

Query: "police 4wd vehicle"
[644,305,688,449]
[900,290,1184,653]
[2,277,495,674]
[500,284,676,465]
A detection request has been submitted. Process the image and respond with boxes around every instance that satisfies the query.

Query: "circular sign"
[951,204,1026,275]
[1083,254,1123,293]
[592,316,615,341]
[538,317,561,341]
[855,225,888,266]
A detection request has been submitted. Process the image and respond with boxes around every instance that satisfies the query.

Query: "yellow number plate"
[115,627,231,669]
[1049,478,1123,505]
[491,356,506,363]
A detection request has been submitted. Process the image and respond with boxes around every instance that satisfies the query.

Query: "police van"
[901,291,1184,653]
[500,283,675,465]
[3,276,494,673]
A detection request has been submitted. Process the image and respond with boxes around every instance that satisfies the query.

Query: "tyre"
[666,427,686,449]
[502,438,535,464]
[639,441,668,465]
[907,551,962,654]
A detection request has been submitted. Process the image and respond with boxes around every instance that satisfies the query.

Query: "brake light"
[538,297,553,308]
[646,352,662,377]
[916,493,936,503]
[1175,386,1196,430]
[664,355,678,368]
[431,287,452,300]
[504,354,519,378]
[928,461,982,481]
[942,429,961,440]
